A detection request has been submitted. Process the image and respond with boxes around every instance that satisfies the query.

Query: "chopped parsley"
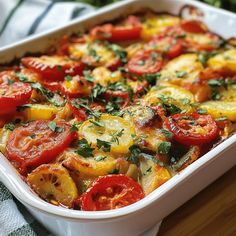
[160,129,173,139]
[83,70,94,83]
[48,121,64,133]
[4,123,16,131]
[76,138,94,157]
[158,141,171,155]
[110,129,124,145]
[96,139,111,152]
[94,155,107,161]
[175,71,188,78]
[108,168,120,174]
[16,104,32,112]
[197,108,207,114]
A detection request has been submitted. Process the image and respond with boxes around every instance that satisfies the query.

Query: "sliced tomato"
[90,16,141,42]
[6,120,77,174]
[42,80,62,92]
[22,56,84,81]
[68,98,105,121]
[163,113,218,146]
[146,36,184,59]
[80,175,144,211]
[180,19,207,34]
[0,82,32,115]
[127,50,163,75]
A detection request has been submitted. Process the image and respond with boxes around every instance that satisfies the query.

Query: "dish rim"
[0,0,236,220]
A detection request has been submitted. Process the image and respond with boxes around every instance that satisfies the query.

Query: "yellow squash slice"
[144,85,195,113]
[27,164,78,208]
[141,14,180,40]
[79,114,135,154]
[22,104,61,120]
[208,49,236,72]
[63,151,124,178]
[200,101,236,121]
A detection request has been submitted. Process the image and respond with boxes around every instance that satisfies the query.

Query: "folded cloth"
[0,1,162,235]
[0,0,95,47]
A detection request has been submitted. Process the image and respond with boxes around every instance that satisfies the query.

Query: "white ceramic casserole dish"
[0,0,236,235]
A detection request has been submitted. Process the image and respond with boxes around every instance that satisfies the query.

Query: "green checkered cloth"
[0,182,49,236]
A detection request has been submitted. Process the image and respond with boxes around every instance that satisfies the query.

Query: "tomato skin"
[80,175,144,211]
[163,113,219,146]
[127,50,163,75]
[90,16,141,42]
[42,80,62,92]
[180,20,207,34]
[22,56,84,81]
[0,82,32,115]
[146,36,184,59]
[6,120,77,174]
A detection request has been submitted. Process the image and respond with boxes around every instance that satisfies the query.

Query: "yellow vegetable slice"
[27,164,78,208]
[208,49,236,72]
[91,67,121,86]
[140,159,171,195]
[200,101,236,121]
[22,104,61,120]
[158,54,203,86]
[219,85,236,102]
[0,128,11,154]
[63,151,119,178]
[79,114,135,154]
[141,14,180,40]
[123,105,166,151]
[69,41,118,68]
[144,85,195,113]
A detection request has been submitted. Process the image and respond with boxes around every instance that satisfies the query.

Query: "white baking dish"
[0,0,236,235]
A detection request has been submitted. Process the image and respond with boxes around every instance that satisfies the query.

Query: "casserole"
[1,0,236,235]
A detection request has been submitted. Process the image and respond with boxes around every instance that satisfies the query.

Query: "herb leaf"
[76,138,94,157]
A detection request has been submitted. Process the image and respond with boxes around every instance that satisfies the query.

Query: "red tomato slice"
[90,16,141,42]
[127,50,163,75]
[80,175,144,211]
[163,113,218,146]
[180,20,208,34]
[147,36,184,59]
[42,80,62,92]
[0,82,32,115]
[6,120,77,174]
[22,56,84,81]
[68,98,105,121]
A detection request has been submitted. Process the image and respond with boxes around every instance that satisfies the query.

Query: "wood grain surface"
[158,165,236,236]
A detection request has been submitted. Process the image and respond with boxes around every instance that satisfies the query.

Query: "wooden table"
[158,165,236,236]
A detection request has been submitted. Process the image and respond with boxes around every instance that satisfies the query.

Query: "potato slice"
[208,49,236,72]
[200,101,236,121]
[79,114,135,154]
[144,85,195,113]
[27,164,78,208]
[140,159,171,195]
[22,104,61,120]
[63,151,119,178]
